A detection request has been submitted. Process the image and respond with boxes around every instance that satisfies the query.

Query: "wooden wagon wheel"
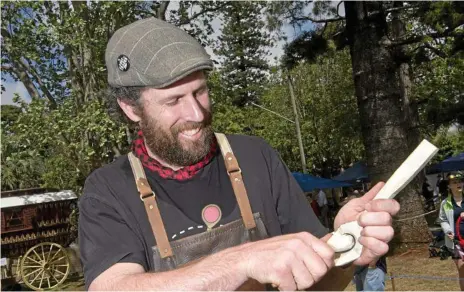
[20,242,70,291]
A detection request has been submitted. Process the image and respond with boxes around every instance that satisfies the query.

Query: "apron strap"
[127,152,173,258]
[127,133,256,259]
[215,133,257,230]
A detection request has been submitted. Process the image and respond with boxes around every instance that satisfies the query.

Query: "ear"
[117,98,141,122]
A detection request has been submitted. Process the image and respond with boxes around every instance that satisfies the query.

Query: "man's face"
[137,71,213,166]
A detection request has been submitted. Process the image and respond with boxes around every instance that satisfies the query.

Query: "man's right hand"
[89,232,339,291]
[448,232,455,240]
[233,232,335,291]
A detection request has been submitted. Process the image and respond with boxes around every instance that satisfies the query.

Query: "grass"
[61,276,85,291]
[345,245,459,291]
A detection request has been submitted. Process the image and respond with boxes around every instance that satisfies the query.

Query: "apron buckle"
[227,168,242,176]
[140,192,155,201]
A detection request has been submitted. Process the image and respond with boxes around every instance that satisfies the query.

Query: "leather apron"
[128,133,270,290]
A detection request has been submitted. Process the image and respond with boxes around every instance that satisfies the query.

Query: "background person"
[422,180,435,211]
[307,192,321,219]
[353,257,387,291]
[438,172,464,290]
[437,173,450,202]
[316,188,329,228]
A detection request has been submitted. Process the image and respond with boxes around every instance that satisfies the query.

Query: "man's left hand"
[333,182,400,266]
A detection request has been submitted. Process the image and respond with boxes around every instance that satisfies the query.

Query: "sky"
[1,76,31,106]
[1,1,330,106]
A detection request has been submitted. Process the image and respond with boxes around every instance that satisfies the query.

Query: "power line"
[388,274,464,281]
[395,209,438,222]
[249,102,295,124]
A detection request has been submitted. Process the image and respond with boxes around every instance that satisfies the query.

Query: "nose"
[182,95,205,123]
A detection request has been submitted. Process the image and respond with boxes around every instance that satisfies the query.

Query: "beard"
[140,110,214,167]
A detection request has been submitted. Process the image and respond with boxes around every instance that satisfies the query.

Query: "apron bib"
[128,133,270,290]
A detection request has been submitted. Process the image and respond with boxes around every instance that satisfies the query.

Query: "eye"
[194,86,208,97]
[166,98,180,106]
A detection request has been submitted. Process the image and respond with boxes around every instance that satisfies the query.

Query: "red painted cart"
[1,188,78,290]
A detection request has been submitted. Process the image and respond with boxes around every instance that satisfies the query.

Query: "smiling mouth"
[180,128,201,138]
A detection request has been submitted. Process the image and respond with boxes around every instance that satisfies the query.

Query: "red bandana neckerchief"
[131,130,217,180]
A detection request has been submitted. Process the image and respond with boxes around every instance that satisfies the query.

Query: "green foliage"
[276,50,363,176]
[416,2,464,35]
[209,70,255,134]
[1,96,127,192]
[214,1,272,107]
[168,1,226,46]
[1,1,224,193]
[431,126,464,164]
[277,1,463,128]
[211,49,363,176]
[1,1,143,192]
[1,104,22,127]
[283,31,329,69]
[414,51,464,130]
[1,0,462,195]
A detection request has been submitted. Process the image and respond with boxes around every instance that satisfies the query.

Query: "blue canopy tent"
[426,152,464,174]
[292,172,352,192]
[333,162,369,183]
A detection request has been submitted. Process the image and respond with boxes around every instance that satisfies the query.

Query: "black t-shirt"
[145,152,237,228]
[78,134,327,288]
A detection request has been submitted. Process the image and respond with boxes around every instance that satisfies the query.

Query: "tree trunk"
[344,1,430,244]
[8,60,42,101]
[391,2,431,244]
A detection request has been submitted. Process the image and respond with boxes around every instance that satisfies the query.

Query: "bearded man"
[78,17,400,291]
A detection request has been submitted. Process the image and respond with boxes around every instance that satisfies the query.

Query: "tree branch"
[293,15,345,23]
[422,42,448,58]
[177,2,228,26]
[19,58,58,109]
[134,9,157,18]
[368,4,420,17]
[321,22,328,35]
[1,27,12,39]
[112,145,122,157]
[383,30,461,47]
[157,1,170,21]
[2,23,58,107]
[1,27,42,101]
[8,60,42,100]
[291,3,420,24]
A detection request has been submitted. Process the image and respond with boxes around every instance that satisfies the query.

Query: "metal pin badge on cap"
[117,55,130,72]
[202,204,222,231]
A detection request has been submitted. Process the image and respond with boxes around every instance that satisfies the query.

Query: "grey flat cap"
[105,17,213,88]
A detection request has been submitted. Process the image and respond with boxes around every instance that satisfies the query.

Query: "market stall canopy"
[426,152,464,174]
[333,162,369,183]
[292,172,352,192]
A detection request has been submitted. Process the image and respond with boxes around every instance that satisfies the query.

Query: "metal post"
[287,73,307,173]
[391,272,396,291]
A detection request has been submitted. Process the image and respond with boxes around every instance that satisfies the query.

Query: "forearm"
[438,205,452,233]
[440,221,452,234]
[90,249,248,291]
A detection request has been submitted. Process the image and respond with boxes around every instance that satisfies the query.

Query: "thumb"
[359,182,385,204]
